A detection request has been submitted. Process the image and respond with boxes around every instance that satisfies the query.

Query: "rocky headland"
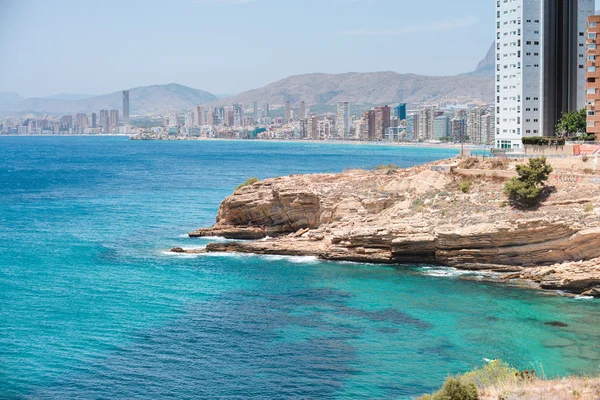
[177,157,600,297]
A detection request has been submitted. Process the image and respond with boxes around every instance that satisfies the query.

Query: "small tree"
[504,157,553,207]
[555,108,586,137]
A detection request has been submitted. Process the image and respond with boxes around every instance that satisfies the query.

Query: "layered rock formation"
[182,158,600,297]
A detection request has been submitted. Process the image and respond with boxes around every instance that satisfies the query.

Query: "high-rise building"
[264,103,270,117]
[395,103,407,121]
[195,106,204,126]
[90,112,97,129]
[100,110,109,133]
[109,110,120,129]
[76,113,87,133]
[433,116,450,139]
[122,90,130,126]
[207,107,215,126]
[233,103,243,127]
[60,115,73,130]
[253,101,259,121]
[374,105,391,140]
[467,107,483,144]
[336,101,350,138]
[419,108,432,140]
[586,15,600,139]
[451,118,467,142]
[284,101,291,122]
[495,0,594,149]
[299,101,306,120]
[406,113,419,141]
[481,114,494,145]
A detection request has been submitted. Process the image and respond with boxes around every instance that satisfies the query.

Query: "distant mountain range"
[0,84,217,117]
[1,44,494,117]
[216,43,494,107]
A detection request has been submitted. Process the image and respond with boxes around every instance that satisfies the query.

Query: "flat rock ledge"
[179,160,600,297]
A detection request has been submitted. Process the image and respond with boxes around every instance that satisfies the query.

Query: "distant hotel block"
[495,0,593,149]
[122,90,130,126]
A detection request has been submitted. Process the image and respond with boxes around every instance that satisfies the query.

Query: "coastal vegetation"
[504,157,553,208]
[235,177,259,190]
[521,136,566,146]
[555,108,586,137]
[459,180,473,193]
[419,360,600,400]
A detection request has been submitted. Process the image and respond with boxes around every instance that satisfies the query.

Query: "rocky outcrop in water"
[184,158,600,297]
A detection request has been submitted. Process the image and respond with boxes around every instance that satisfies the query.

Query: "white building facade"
[495,0,593,149]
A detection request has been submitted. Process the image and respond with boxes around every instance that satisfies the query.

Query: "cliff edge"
[183,157,600,297]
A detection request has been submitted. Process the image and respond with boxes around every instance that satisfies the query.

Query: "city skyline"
[0,0,524,98]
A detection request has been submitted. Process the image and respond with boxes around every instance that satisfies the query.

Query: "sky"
[1,0,599,98]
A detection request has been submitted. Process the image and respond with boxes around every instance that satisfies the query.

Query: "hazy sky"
[1,0,599,98]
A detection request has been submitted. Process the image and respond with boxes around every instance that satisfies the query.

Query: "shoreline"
[170,243,592,300]
[131,136,481,150]
[174,156,600,298]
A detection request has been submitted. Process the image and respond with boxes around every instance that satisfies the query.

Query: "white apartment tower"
[336,102,350,137]
[495,0,593,149]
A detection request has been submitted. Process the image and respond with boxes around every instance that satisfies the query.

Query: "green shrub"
[521,137,566,146]
[462,360,518,389]
[235,177,259,190]
[582,155,589,163]
[411,199,425,212]
[584,203,594,213]
[459,180,473,193]
[419,377,479,400]
[504,157,553,207]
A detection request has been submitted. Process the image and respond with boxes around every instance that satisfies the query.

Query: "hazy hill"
[41,93,96,101]
[0,84,217,117]
[0,92,24,105]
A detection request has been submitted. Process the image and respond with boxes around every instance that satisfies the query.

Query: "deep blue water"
[1,136,599,399]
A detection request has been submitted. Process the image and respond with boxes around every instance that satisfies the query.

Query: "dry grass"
[480,376,600,400]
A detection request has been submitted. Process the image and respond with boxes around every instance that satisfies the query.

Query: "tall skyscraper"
[122,90,130,126]
[76,113,87,133]
[109,110,120,129]
[495,0,594,149]
[395,104,407,121]
[264,103,270,117]
[336,102,350,138]
[233,103,243,127]
[284,101,291,123]
[195,106,204,126]
[100,110,109,133]
[90,112,97,129]
[253,101,259,121]
[299,101,306,120]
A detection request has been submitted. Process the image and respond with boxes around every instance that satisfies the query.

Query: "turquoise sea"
[1,136,599,399]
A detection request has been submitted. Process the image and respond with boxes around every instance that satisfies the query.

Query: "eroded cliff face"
[185,159,600,296]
